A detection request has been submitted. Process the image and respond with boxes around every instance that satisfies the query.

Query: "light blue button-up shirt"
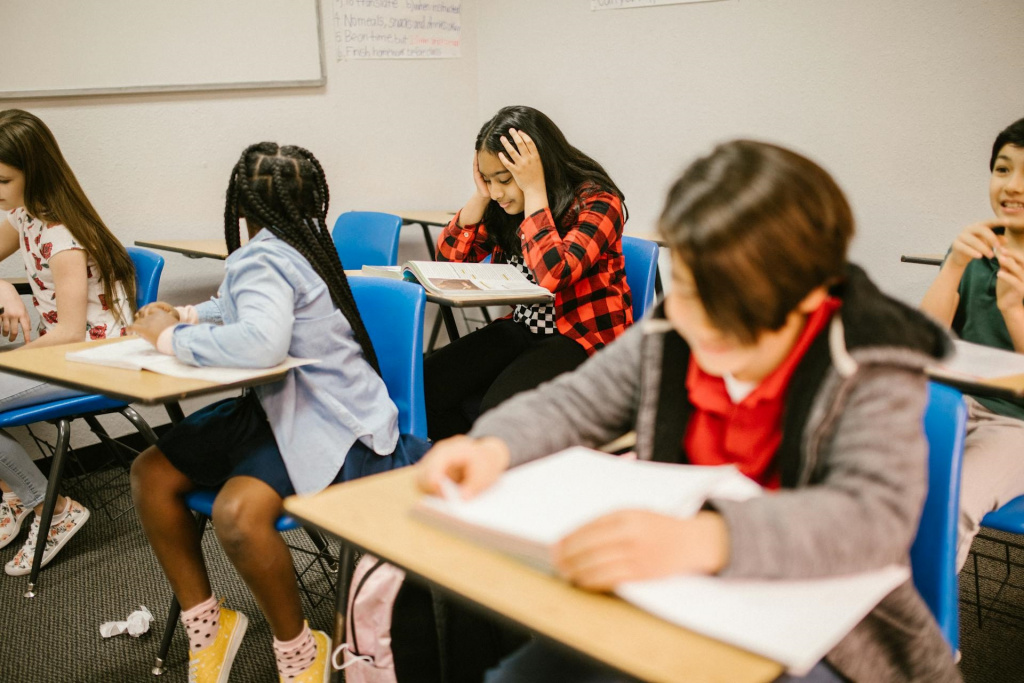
[171,230,399,494]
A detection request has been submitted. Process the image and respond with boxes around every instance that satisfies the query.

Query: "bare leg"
[130,446,212,609]
[212,476,303,640]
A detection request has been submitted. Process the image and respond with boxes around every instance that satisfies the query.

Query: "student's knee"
[211,483,280,553]
[130,446,178,499]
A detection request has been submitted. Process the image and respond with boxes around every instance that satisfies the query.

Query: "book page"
[414,448,761,569]
[936,339,1024,379]
[406,261,552,297]
[616,566,909,675]
[66,338,317,383]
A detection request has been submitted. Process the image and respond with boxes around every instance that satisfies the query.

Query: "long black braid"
[224,142,381,374]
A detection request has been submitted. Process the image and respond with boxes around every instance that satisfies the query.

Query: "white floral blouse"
[7,208,131,339]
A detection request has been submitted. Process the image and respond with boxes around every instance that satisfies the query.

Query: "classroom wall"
[476,0,1024,303]
[1,0,482,444]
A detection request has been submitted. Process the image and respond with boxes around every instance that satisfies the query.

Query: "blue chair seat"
[0,394,129,428]
[980,495,1024,534]
[184,490,300,532]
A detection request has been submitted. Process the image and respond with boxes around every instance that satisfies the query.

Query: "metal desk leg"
[441,307,460,343]
[331,544,355,683]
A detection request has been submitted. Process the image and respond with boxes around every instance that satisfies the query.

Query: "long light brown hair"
[0,109,135,323]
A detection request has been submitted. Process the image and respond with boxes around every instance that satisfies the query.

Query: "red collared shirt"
[436,190,633,355]
[683,298,841,489]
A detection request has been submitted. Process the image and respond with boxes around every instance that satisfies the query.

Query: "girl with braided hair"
[130,142,430,683]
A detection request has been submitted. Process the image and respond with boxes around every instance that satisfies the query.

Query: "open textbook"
[65,338,317,384]
[928,339,1024,397]
[362,261,554,302]
[412,447,909,674]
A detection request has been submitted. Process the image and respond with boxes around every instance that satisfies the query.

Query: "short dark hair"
[658,140,853,344]
[991,118,1024,170]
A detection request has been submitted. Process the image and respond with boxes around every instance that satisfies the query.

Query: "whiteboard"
[0,0,325,99]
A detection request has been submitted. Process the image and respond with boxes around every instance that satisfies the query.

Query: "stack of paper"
[413,447,910,674]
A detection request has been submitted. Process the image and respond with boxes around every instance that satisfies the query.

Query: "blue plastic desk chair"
[0,247,164,597]
[969,484,1024,626]
[152,278,427,674]
[910,382,967,654]
[331,211,404,270]
[621,235,658,320]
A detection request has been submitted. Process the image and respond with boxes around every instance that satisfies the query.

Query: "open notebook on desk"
[413,447,909,675]
[362,261,554,303]
[928,339,1024,398]
[66,337,316,384]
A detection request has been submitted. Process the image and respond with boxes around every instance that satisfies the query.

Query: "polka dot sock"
[274,622,317,680]
[180,595,220,653]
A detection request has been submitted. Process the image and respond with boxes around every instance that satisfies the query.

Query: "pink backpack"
[335,554,404,683]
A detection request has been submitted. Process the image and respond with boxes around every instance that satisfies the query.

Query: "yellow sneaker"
[188,606,248,683]
[281,629,331,683]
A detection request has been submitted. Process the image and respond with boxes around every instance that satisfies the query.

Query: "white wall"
[476,0,1024,302]
[1,0,481,443]
[4,0,1023,444]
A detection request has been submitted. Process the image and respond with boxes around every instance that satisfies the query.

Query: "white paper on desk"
[413,448,762,571]
[616,565,909,675]
[936,339,1024,379]
[65,338,318,383]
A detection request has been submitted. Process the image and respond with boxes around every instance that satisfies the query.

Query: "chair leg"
[305,528,339,573]
[331,543,356,683]
[24,418,72,598]
[153,512,208,675]
[119,406,160,445]
[153,594,182,676]
[973,549,984,628]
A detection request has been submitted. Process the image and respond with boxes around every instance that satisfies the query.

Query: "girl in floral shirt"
[0,109,136,577]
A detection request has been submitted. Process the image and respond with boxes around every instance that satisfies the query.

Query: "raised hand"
[497,128,547,199]
[948,220,1006,268]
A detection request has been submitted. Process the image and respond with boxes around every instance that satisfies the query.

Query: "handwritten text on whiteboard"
[333,0,461,60]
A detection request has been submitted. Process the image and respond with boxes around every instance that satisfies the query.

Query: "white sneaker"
[0,493,31,550]
[5,499,90,576]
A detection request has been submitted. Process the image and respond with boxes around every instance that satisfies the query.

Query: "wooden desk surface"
[928,367,1024,400]
[135,239,229,260]
[0,338,290,405]
[284,468,782,683]
[395,210,456,227]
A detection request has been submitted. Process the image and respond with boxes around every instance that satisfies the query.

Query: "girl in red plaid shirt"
[425,105,633,442]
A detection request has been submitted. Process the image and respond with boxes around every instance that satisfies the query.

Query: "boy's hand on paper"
[0,281,31,342]
[130,309,178,345]
[498,128,547,203]
[553,510,730,592]
[417,435,510,500]
[948,220,1005,268]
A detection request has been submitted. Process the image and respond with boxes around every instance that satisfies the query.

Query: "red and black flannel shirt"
[436,190,632,355]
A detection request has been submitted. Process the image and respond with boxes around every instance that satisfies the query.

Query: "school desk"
[927,366,1024,401]
[283,467,784,683]
[394,209,457,257]
[901,254,944,266]
[0,337,293,410]
[133,239,230,260]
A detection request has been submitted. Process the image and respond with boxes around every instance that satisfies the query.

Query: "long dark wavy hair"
[224,142,379,374]
[0,109,136,324]
[475,106,625,258]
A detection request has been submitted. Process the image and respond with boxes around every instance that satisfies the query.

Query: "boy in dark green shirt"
[921,116,1024,569]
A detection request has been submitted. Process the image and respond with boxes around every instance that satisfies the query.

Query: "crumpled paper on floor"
[100,606,153,638]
